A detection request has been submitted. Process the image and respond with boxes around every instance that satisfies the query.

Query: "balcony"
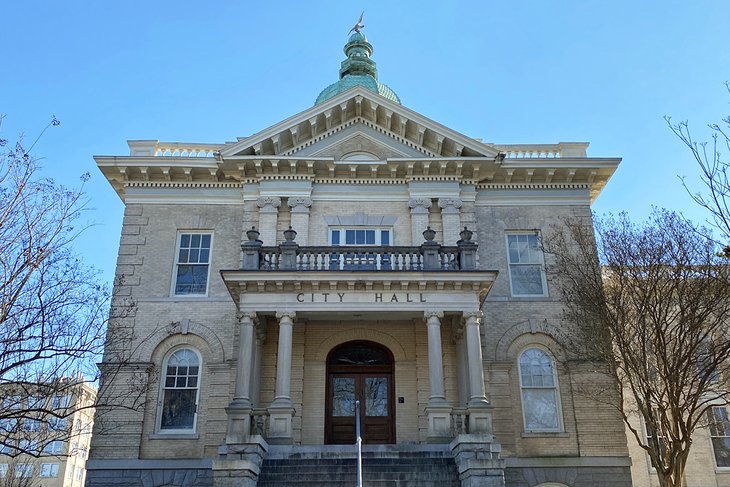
[240,226,479,272]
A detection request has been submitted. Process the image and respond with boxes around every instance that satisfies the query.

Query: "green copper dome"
[315,32,401,105]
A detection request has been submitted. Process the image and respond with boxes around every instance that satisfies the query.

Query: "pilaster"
[256,196,281,245]
[438,197,463,244]
[287,197,312,245]
[408,197,432,245]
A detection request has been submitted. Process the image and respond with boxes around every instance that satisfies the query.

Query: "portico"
[221,230,497,446]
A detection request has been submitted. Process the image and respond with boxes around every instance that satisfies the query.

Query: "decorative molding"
[256,196,282,213]
[408,197,432,214]
[424,310,444,321]
[287,197,313,213]
[275,311,296,322]
[438,197,463,214]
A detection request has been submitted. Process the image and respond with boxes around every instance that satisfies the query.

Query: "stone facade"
[88,32,631,487]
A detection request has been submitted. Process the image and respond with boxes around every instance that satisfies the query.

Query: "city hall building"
[87,30,632,487]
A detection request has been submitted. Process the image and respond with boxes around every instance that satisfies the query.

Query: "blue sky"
[1,1,728,286]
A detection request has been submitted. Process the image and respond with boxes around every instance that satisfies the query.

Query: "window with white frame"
[506,232,547,296]
[22,419,41,432]
[40,463,60,478]
[51,395,70,409]
[159,348,201,432]
[330,228,391,246]
[14,464,32,478]
[49,416,66,431]
[519,347,561,432]
[709,406,730,467]
[173,233,212,295]
[43,440,63,455]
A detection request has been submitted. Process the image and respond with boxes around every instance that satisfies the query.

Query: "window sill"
[521,432,569,438]
[148,433,199,440]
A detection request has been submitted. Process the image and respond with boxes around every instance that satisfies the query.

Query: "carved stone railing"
[127,140,222,158]
[241,226,478,272]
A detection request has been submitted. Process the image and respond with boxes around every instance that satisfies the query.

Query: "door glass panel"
[332,377,356,416]
[365,377,388,417]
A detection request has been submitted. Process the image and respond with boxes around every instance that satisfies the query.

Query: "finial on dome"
[348,11,365,35]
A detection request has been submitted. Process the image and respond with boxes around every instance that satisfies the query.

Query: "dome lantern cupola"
[315,30,401,106]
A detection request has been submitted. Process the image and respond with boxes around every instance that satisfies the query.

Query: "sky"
[1,0,728,287]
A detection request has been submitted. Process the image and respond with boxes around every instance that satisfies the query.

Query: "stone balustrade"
[496,142,589,159]
[241,226,478,272]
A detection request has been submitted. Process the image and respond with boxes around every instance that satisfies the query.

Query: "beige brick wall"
[92,192,630,469]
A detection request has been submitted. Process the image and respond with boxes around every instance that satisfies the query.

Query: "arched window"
[158,348,201,432]
[519,347,561,432]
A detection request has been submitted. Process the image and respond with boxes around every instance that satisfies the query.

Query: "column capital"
[256,196,282,213]
[275,311,296,323]
[464,310,482,323]
[237,312,257,324]
[408,197,432,214]
[424,310,444,321]
[287,197,312,213]
[438,197,463,214]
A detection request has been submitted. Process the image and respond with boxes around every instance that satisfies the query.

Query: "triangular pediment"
[290,122,427,160]
[220,87,500,160]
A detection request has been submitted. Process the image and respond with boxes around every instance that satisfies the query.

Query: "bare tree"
[667,82,730,256]
[0,116,143,458]
[544,209,730,487]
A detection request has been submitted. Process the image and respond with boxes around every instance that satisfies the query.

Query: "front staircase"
[257,444,460,487]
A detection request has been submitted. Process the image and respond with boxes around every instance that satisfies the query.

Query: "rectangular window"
[40,463,60,478]
[43,440,63,455]
[330,228,391,246]
[52,395,70,409]
[710,406,730,467]
[23,419,41,432]
[15,464,33,478]
[49,417,67,431]
[174,233,212,295]
[506,233,547,296]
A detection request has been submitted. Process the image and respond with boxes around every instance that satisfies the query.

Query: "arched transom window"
[519,347,561,432]
[159,348,201,432]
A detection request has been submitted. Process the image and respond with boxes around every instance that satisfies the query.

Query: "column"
[452,318,470,407]
[464,310,492,434]
[233,312,256,407]
[251,320,267,408]
[268,311,295,443]
[425,311,447,406]
[408,197,432,245]
[424,311,452,442]
[225,312,256,444]
[287,197,312,245]
[256,196,281,245]
[438,197,463,244]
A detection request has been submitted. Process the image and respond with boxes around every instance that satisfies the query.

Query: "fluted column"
[256,196,281,245]
[287,197,312,245]
[438,197,463,244]
[408,197,432,245]
[425,311,447,406]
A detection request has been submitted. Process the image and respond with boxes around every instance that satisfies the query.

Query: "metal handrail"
[355,399,362,487]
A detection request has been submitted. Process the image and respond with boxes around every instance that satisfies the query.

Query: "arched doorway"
[325,341,395,444]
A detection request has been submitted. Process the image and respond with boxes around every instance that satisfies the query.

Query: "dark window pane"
[346,230,355,244]
[332,378,355,417]
[199,249,210,263]
[201,234,211,248]
[165,377,175,387]
[381,231,389,245]
[160,389,196,429]
[329,344,391,365]
[366,230,375,245]
[178,249,189,263]
[189,249,200,262]
[365,377,388,416]
[189,366,199,375]
[176,377,186,387]
[356,230,365,244]
[180,234,190,247]
[188,377,198,388]
[331,231,340,245]
[191,234,201,247]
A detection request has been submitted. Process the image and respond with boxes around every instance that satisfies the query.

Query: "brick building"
[87,30,632,486]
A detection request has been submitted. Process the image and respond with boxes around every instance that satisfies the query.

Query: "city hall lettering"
[296,292,427,303]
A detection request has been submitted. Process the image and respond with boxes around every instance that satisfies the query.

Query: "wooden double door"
[325,341,395,444]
